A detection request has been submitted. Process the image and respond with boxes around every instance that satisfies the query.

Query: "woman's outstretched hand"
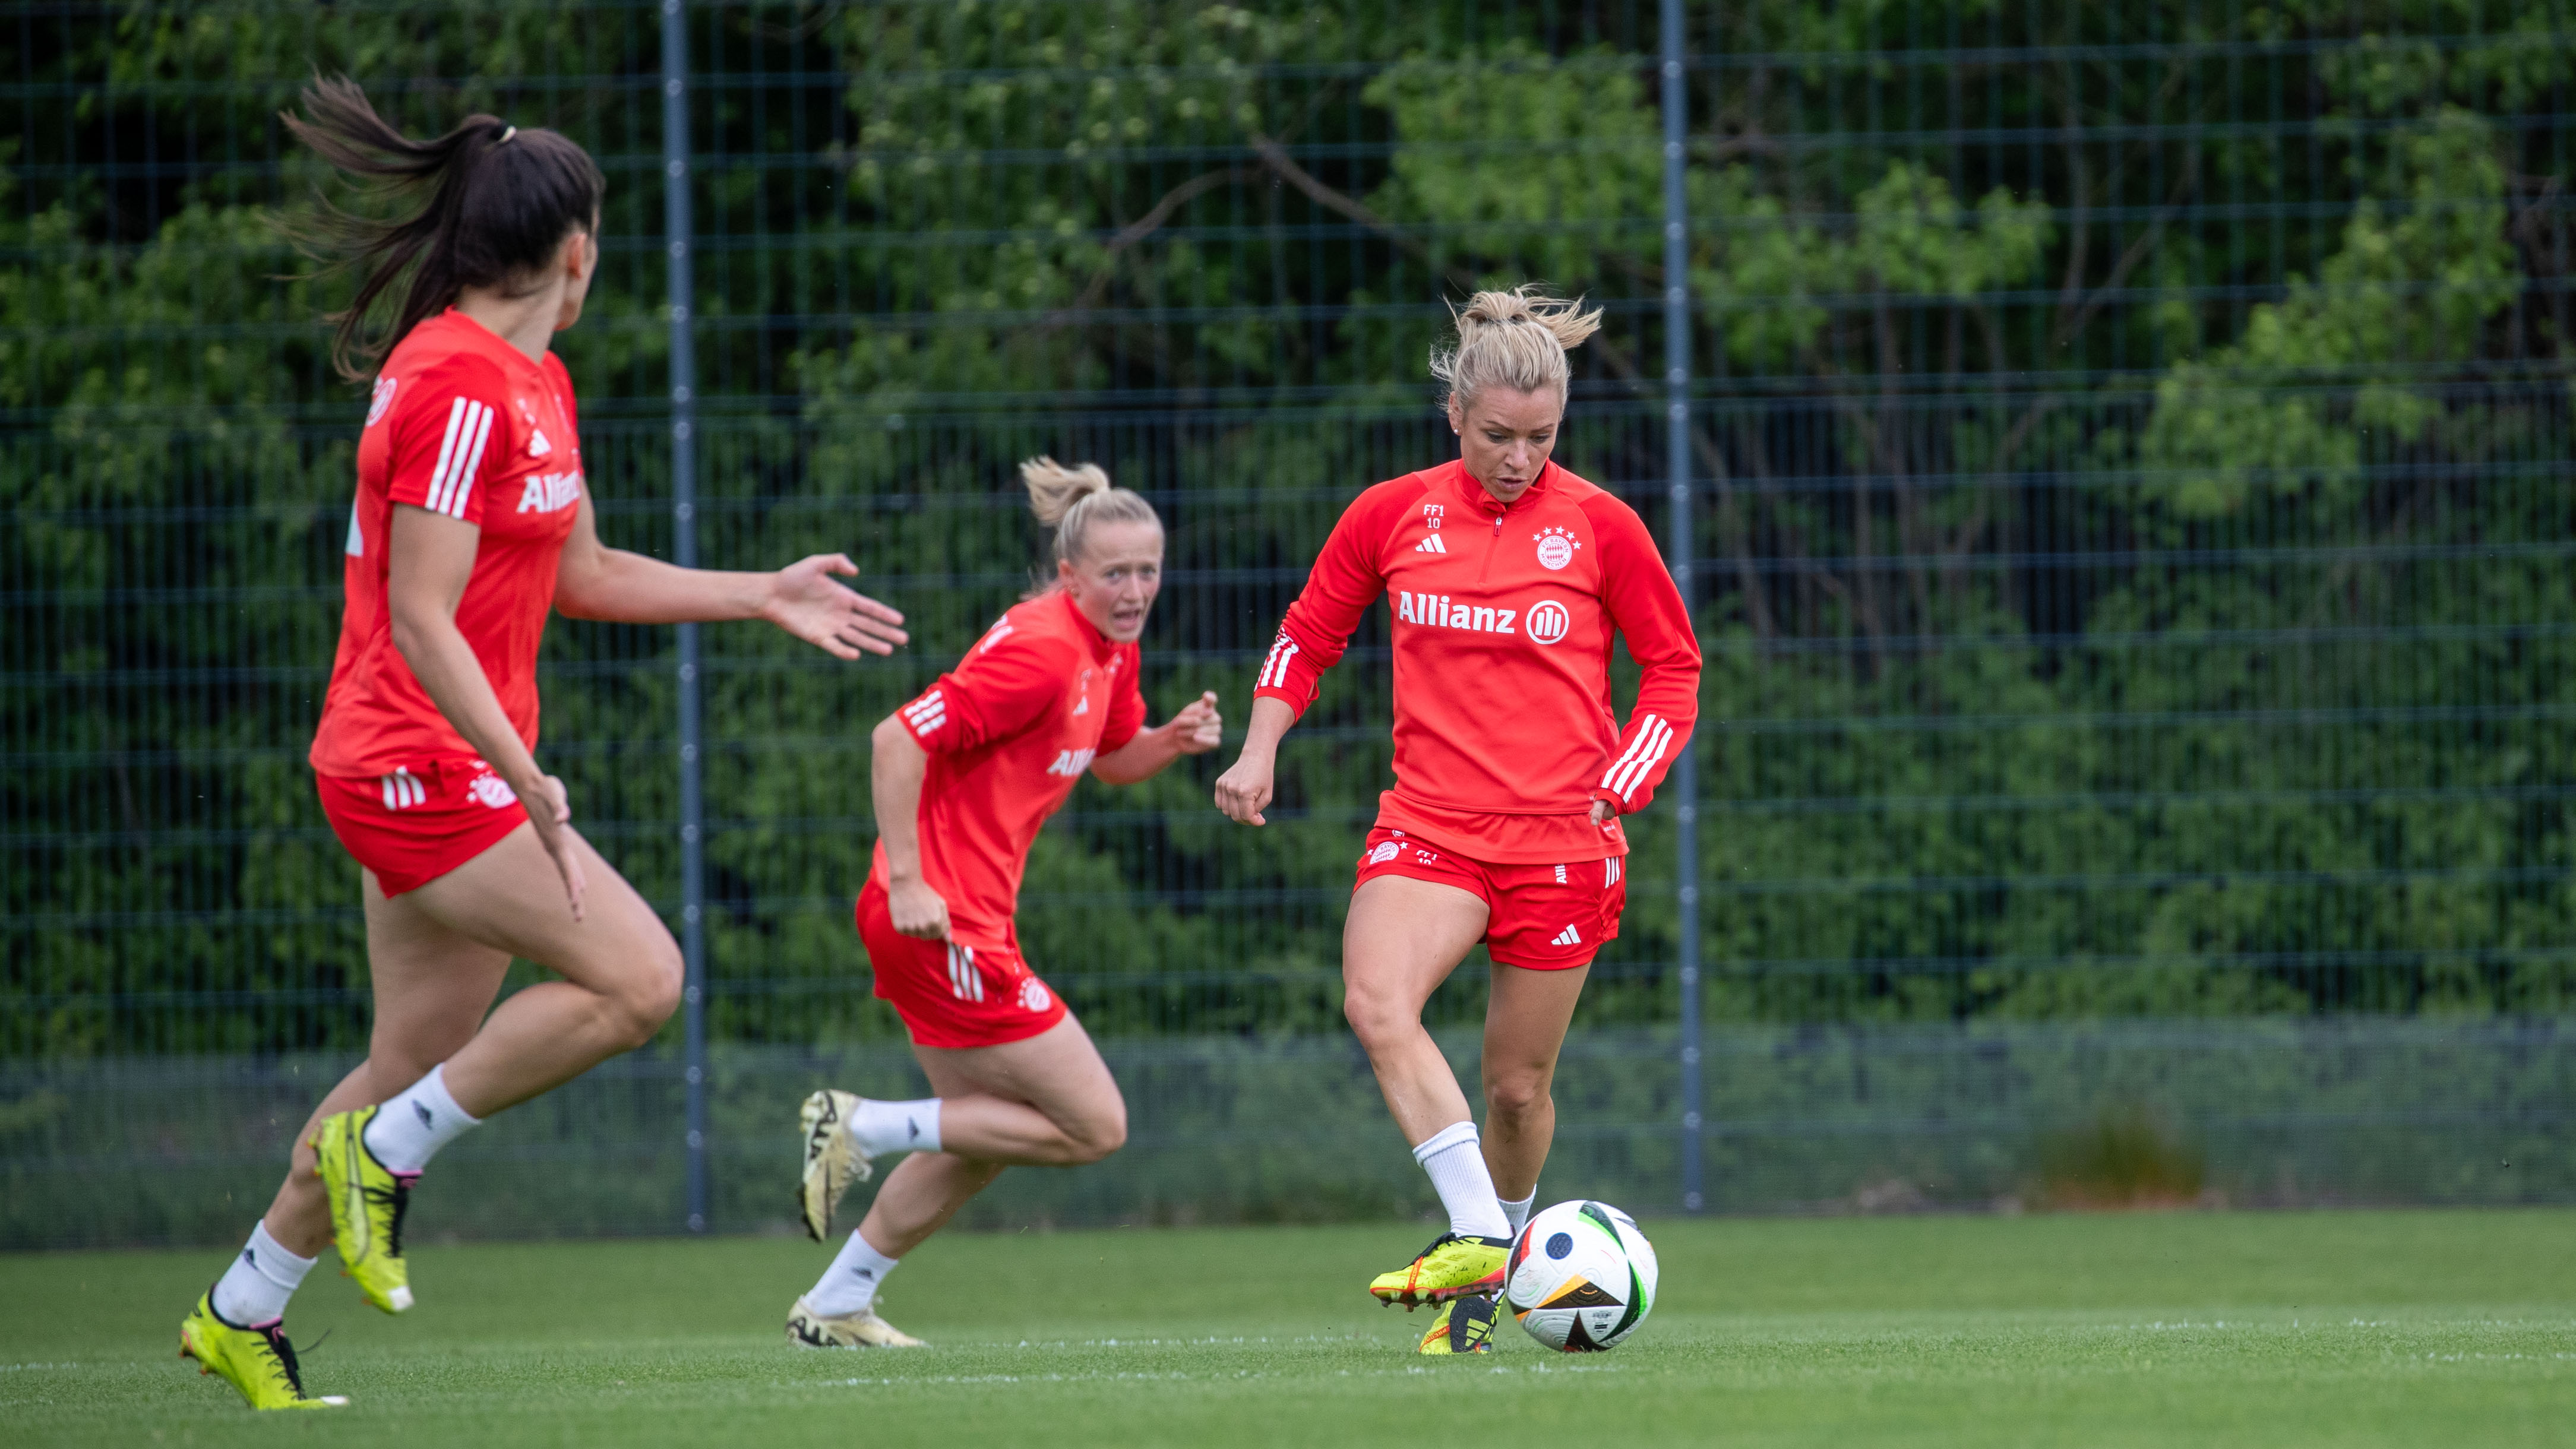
[762,554,908,659]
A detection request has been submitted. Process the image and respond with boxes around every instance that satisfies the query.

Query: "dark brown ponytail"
[284,77,605,380]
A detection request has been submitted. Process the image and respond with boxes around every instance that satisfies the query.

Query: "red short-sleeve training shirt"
[310,311,588,779]
[873,590,1148,948]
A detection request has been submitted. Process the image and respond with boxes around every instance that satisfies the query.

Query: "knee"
[1064,1103,1128,1165]
[1484,1071,1552,1122]
[1342,987,1418,1053]
[603,945,684,1050]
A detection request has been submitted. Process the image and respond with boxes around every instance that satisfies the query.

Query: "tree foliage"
[4,1,2574,1056]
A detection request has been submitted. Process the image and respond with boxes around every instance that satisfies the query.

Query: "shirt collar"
[441,307,548,381]
[1445,457,1555,518]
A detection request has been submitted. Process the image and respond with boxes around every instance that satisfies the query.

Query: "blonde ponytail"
[1428,285,1604,410]
[1019,455,1160,567]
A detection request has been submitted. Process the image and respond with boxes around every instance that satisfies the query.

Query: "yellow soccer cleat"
[785,1296,926,1349]
[178,1293,348,1410]
[798,1089,875,1242]
[1368,1231,1512,1309]
[310,1105,415,1314]
[1416,1293,1498,1355]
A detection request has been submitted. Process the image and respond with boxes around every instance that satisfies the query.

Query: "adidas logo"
[1414,532,1449,554]
[1551,925,1583,947]
[903,689,948,736]
[380,768,426,811]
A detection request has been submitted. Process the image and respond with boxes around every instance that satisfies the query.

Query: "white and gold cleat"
[797,1089,875,1242]
[786,1296,925,1349]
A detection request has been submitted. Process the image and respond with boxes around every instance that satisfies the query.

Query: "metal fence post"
[660,0,709,1236]
[1659,0,1706,1216]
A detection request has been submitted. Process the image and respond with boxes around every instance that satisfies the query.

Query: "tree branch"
[1035,167,1254,331]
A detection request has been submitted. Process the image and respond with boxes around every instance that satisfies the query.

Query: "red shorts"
[1353,825,1627,970]
[315,758,530,897]
[856,877,1069,1049]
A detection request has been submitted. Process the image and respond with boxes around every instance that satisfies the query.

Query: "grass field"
[6,1208,2572,1447]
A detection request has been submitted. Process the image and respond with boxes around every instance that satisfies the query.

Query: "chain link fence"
[5,0,2574,1246]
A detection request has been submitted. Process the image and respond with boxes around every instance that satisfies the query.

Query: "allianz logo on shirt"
[1396,590,1516,635]
[1044,748,1098,777]
[1393,591,1573,646]
[514,470,583,514]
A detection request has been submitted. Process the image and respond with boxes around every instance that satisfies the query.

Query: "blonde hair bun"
[1428,284,1604,410]
[1018,455,1159,567]
[1019,455,1112,526]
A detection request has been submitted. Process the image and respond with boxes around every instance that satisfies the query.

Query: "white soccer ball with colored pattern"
[1503,1200,1659,1352]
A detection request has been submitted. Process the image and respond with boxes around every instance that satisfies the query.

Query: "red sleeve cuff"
[1251,682,1315,721]
[1252,630,1319,720]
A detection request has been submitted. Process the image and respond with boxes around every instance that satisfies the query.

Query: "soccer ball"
[1503,1200,1659,1352]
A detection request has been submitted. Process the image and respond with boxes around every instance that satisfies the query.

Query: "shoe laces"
[255,1322,312,1397]
[361,1175,416,1257]
[1411,1230,1468,1261]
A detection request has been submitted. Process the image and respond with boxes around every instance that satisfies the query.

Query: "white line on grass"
[799,1362,1627,1391]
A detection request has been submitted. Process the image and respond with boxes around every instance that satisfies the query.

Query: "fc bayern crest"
[466,772,520,809]
[1019,977,1052,1013]
[366,375,399,427]
[1534,526,1581,570]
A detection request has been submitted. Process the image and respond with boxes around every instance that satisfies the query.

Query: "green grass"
[5,1209,2573,1446]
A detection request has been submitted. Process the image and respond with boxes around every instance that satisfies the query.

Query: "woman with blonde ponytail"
[783,457,1222,1350]
[1216,286,1702,1355]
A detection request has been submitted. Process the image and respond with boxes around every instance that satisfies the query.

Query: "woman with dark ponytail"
[177,80,909,1411]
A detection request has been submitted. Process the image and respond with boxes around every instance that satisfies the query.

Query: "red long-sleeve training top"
[1252,457,1702,863]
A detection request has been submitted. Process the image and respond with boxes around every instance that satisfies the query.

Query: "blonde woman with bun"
[1215,287,1702,1355]
[783,458,1222,1349]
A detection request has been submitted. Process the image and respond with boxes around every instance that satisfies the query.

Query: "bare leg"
[401,824,682,1116]
[1341,875,1490,1145]
[257,871,514,1257]
[1479,960,1592,1201]
[252,822,679,1257]
[855,1013,1126,1257]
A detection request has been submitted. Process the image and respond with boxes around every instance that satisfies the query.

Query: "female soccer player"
[178,81,909,1411]
[786,458,1222,1349]
[1213,288,1701,1355]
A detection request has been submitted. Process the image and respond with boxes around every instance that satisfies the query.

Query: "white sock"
[362,1063,482,1175]
[1502,1191,1537,1236]
[1412,1121,1511,1240]
[845,1097,941,1158]
[211,1222,315,1325]
[805,1229,901,1317]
